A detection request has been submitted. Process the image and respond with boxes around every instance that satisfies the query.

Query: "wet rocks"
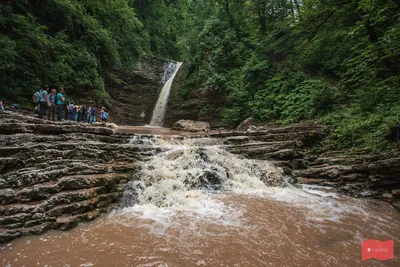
[0,111,155,243]
[172,120,211,132]
[212,122,400,208]
[224,136,250,144]
[236,117,254,131]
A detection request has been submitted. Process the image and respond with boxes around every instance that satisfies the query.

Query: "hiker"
[100,106,106,118]
[64,103,68,120]
[101,108,109,123]
[89,104,96,123]
[47,88,57,121]
[0,100,5,111]
[38,86,50,119]
[81,104,87,122]
[86,106,91,122]
[68,102,75,121]
[56,88,65,121]
[73,104,78,121]
[76,105,82,122]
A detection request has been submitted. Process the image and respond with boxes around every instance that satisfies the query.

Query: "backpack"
[33,91,41,104]
[49,93,56,105]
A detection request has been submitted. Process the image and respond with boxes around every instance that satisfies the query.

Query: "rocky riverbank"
[212,123,400,210]
[0,111,155,242]
[1,110,399,243]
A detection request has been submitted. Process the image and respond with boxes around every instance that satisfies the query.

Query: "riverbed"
[2,185,399,267]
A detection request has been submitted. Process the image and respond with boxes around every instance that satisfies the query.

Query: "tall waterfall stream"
[150,62,182,127]
[1,136,399,266]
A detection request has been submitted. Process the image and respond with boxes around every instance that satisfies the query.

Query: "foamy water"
[1,137,399,266]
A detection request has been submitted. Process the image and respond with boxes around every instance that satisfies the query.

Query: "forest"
[1,0,400,151]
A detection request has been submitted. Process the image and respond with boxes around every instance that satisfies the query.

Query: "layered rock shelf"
[1,110,399,243]
[0,111,156,243]
[212,124,400,210]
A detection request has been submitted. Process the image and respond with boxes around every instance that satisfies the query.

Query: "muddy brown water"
[1,187,399,267]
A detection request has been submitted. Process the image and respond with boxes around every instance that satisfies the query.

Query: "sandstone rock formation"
[1,110,399,243]
[210,124,400,210]
[172,120,211,132]
[0,111,154,242]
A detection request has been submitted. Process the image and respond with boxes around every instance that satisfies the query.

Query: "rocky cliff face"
[106,57,167,125]
[164,65,207,127]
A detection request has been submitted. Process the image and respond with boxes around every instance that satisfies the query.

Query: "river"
[1,136,399,266]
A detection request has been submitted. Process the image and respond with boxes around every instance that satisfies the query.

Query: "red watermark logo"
[362,239,394,261]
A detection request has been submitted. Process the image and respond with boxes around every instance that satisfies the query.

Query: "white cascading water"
[149,62,183,127]
[114,137,285,230]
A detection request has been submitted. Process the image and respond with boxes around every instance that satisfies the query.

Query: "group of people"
[35,86,109,123]
[66,103,109,123]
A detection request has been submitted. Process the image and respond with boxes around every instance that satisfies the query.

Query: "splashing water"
[2,136,400,267]
[117,137,283,231]
[150,62,182,127]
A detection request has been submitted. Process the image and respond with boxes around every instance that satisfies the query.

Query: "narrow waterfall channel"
[150,62,182,127]
[2,136,399,267]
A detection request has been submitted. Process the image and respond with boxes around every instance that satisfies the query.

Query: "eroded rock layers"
[0,112,155,243]
[212,124,400,210]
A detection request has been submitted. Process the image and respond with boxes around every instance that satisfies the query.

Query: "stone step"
[0,132,132,147]
[0,192,121,240]
[0,186,111,216]
[293,165,354,180]
[0,123,115,136]
[57,209,101,231]
[0,221,59,243]
[0,173,129,204]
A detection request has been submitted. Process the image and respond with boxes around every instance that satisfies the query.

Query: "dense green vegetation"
[0,0,183,104]
[178,0,400,150]
[1,0,399,150]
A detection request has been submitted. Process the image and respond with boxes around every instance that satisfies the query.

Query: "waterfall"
[150,62,183,127]
[121,137,284,210]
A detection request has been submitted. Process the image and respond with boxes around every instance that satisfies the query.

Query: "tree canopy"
[177,0,400,150]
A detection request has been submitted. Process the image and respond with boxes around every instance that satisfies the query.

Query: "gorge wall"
[105,57,167,126]
[164,65,207,128]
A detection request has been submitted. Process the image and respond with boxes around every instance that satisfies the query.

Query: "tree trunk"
[293,0,301,13]
[258,8,267,33]
[366,20,378,43]
[225,0,233,27]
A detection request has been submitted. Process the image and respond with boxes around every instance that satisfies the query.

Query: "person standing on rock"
[89,104,97,123]
[56,88,65,121]
[68,102,75,121]
[81,104,87,122]
[38,86,50,119]
[101,108,109,123]
[0,100,5,111]
[47,88,57,121]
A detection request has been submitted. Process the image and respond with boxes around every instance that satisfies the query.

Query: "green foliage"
[179,0,400,150]
[324,104,400,151]
[0,0,184,103]
[250,75,333,124]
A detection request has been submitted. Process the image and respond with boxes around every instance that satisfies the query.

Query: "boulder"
[172,120,210,132]
[382,193,393,199]
[392,189,400,197]
[236,117,254,131]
